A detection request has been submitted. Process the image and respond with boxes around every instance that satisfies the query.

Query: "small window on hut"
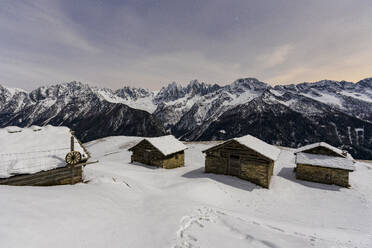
[175,153,179,159]
[230,155,240,161]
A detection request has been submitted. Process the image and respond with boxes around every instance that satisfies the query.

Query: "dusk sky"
[0,0,372,90]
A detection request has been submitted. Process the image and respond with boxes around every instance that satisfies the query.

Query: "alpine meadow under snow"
[0,136,371,248]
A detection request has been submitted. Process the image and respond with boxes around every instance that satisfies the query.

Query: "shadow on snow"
[129,162,161,170]
[182,167,262,192]
[277,167,342,191]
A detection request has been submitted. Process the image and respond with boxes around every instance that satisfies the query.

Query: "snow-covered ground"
[0,136,371,248]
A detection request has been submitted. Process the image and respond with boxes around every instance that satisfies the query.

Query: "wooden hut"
[128,135,187,169]
[294,142,355,187]
[0,125,90,186]
[202,135,281,188]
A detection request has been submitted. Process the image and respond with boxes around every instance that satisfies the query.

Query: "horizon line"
[1,76,372,92]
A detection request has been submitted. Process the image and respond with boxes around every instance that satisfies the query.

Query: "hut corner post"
[70,131,75,185]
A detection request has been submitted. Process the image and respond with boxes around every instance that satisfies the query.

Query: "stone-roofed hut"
[202,135,281,188]
[128,135,187,169]
[0,125,90,186]
[294,142,355,187]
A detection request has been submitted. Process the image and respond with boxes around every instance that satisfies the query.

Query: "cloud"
[262,48,372,85]
[258,44,293,69]
[0,0,371,90]
[0,1,100,54]
[104,51,244,89]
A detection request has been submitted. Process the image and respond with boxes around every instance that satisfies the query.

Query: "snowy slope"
[96,87,157,113]
[0,136,371,248]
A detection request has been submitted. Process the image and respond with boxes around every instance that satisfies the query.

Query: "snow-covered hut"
[294,142,353,159]
[0,125,90,186]
[294,142,355,187]
[128,135,187,169]
[202,135,281,188]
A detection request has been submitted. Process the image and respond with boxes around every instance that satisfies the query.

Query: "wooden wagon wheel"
[65,151,82,165]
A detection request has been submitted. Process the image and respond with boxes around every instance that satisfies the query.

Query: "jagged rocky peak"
[29,81,94,101]
[115,86,152,100]
[167,81,184,93]
[273,84,295,92]
[0,84,29,112]
[186,79,203,91]
[154,81,186,102]
[228,78,269,93]
[356,77,372,88]
[0,85,28,104]
[0,84,27,96]
[298,79,372,93]
[185,79,221,96]
[294,80,348,93]
[154,79,222,103]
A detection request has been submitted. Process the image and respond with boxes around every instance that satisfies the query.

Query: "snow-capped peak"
[356,77,372,88]
[0,84,27,97]
[228,78,269,92]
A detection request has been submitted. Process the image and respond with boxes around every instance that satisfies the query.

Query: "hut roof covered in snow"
[129,135,187,156]
[203,135,281,161]
[294,142,353,159]
[0,125,88,178]
[296,152,355,171]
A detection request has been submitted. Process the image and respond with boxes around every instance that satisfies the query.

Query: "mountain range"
[0,77,371,159]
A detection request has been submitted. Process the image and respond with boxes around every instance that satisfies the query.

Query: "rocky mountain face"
[0,82,165,142]
[157,78,372,159]
[0,77,371,159]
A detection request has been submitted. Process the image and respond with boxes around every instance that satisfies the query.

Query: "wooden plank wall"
[205,140,272,188]
[130,140,185,169]
[0,166,83,186]
[131,140,164,167]
[303,147,344,157]
[162,151,185,169]
[296,163,350,187]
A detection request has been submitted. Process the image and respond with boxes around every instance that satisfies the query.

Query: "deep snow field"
[1,136,372,248]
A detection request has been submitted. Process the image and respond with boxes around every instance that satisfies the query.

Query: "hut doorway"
[144,150,151,165]
[229,154,241,176]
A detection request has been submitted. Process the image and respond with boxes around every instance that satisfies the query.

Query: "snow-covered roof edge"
[296,152,355,171]
[203,135,281,161]
[129,135,187,156]
[294,142,353,160]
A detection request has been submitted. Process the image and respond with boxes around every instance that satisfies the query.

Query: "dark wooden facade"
[129,140,185,169]
[0,164,83,186]
[203,140,274,188]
